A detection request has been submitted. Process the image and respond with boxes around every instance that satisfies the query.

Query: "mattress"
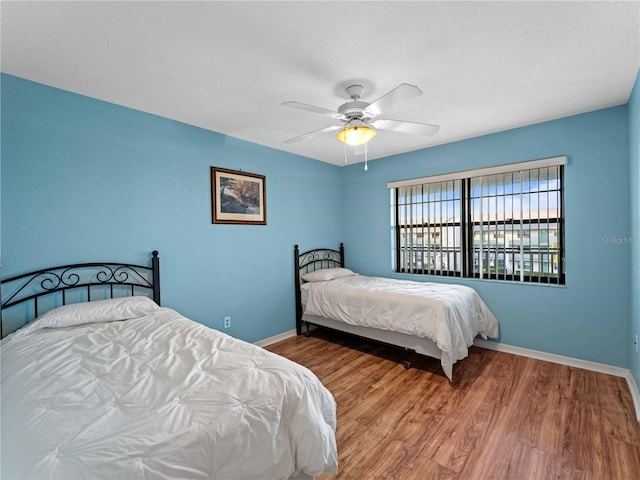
[301,274,499,379]
[1,297,337,480]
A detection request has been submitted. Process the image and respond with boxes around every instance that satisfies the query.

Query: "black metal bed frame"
[1,251,161,338]
[293,243,344,335]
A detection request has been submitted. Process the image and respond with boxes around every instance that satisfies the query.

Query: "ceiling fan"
[282,83,440,147]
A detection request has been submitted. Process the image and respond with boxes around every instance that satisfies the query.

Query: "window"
[390,157,565,284]
[394,180,463,277]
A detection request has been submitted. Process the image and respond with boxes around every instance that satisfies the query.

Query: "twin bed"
[1,252,337,480]
[294,244,499,380]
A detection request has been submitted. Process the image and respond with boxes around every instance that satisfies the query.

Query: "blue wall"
[630,68,640,384]
[1,73,636,372]
[1,74,343,342]
[342,106,631,368]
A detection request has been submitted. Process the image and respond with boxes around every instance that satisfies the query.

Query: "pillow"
[15,296,160,337]
[302,267,356,282]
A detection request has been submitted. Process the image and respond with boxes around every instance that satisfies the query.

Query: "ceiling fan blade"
[281,101,342,118]
[364,83,423,117]
[284,125,342,144]
[371,118,440,136]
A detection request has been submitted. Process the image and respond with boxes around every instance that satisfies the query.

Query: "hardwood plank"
[355,439,410,479]
[455,403,520,479]
[507,442,557,480]
[265,329,640,480]
[557,369,607,479]
[389,416,448,456]
[425,383,504,473]
[399,459,458,480]
[495,357,567,455]
[330,417,390,478]
[599,373,640,446]
[600,435,640,480]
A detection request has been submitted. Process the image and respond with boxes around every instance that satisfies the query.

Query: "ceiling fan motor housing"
[337,100,370,120]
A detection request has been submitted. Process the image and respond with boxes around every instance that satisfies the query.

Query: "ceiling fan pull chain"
[344,140,348,165]
[364,143,368,171]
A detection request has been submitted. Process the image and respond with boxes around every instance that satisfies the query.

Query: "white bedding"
[302,275,499,379]
[1,299,337,480]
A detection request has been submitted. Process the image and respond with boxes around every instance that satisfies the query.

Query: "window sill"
[389,272,567,289]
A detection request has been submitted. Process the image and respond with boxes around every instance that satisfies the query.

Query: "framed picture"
[211,167,266,225]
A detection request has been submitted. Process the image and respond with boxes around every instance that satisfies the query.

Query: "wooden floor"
[266,329,640,480]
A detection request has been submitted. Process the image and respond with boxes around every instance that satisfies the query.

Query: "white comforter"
[1,300,337,480]
[303,275,499,379]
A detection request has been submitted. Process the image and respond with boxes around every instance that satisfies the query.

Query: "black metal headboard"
[1,251,161,338]
[293,243,344,335]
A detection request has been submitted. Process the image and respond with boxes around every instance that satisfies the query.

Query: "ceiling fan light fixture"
[336,122,376,146]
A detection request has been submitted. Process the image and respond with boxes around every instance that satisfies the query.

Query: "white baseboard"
[474,339,640,421]
[473,339,629,376]
[254,329,297,348]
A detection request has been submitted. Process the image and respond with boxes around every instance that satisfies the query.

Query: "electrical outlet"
[224,316,231,329]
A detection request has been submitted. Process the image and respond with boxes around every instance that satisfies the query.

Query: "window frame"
[390,157,566,285]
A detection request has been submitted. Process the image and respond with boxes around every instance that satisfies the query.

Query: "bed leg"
[304,322,311,337]
[403,349,411,369]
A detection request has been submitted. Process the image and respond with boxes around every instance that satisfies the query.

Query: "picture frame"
[211,167,266,225]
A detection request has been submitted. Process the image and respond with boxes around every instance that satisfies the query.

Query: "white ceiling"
[2,1,639,166]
